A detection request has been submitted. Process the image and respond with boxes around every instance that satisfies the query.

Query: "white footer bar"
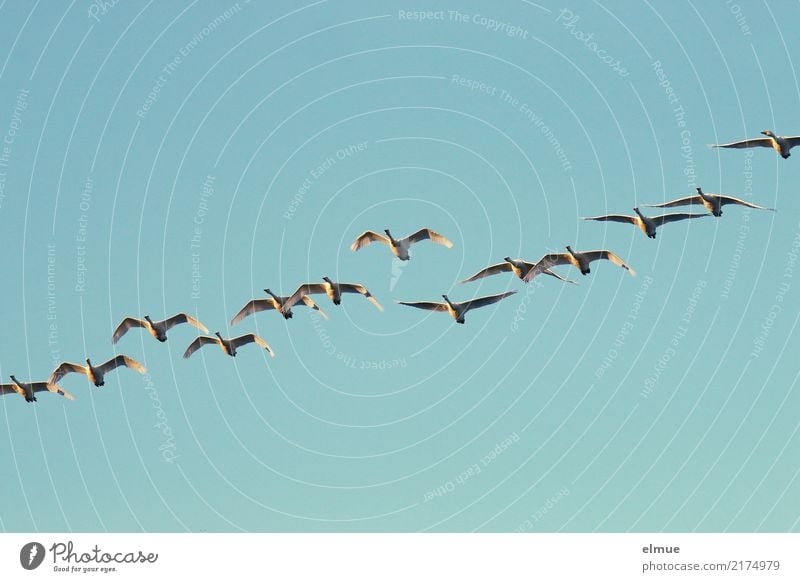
[1,533,796,581]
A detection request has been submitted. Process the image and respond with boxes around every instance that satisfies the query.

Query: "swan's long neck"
[384,230,395,244]
[696,187,709,201]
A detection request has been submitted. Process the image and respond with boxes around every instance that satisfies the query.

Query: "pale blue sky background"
[0,0,798,532]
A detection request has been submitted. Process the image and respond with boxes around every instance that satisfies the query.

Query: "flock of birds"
[0,129,788,404]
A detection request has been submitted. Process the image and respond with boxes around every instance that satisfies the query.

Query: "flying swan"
[643,187,775,217]
[286,277,383,311]
[397,291,517,324]
[583,208,708,239]
[350,228,453,260]
[461,257,577,285]
[230,289,328,325]
[112,313,208,343]
[0,375,74,402]
[523,247,636,280]
[50,356,147,387]
[183,332,275,359]
[710,130,800,159]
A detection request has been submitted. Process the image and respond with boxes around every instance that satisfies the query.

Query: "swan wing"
[522,263,563,283]
[395,300,449,312]
[582,214,638,225]
[230,299,278,326]
[542,268,578,285]
[0,383,24,398]
[34,382,75,400]
[230,333,275,357]
[461,290,517,311]
[285,284,327,310]
[710,137,774,149]
[299,295,329,319]
[97,355,146,376]
[112,317,146,344]
[537,253,573,268]
[784,136,800,148]
[163,312,209,333]
[54,385,76,400]
[350,231,389,251]
[642,196,703,209]
[183,336,220,359]
[49,362,87,384]
[583,250,636,276]
[523,254,571,281]
[716,195,775,211]
[652,212,709,226]
[405,228,453,248]
[338,283,383,311]
[460,262,512,283]
[30,382,75,400]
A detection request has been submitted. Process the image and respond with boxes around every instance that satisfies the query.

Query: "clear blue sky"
[0,0,798,532]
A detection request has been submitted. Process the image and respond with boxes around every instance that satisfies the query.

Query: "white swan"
[112,313,208,343]
[710,130,800,159]
[0,375,74,402]
[230,289,328,325]
[397,291,516,324]
[183,332,275,359]
[461,257,577,284]
[50,356,146,387]
[523,246,635,281]
[643,187,775,217]
[350,228,453,260]
[287,277,383,311]
[583,207,708,239]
